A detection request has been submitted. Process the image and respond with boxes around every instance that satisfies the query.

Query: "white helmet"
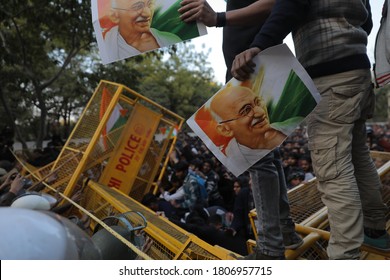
[0,208,101,259]
[11,193,51,210]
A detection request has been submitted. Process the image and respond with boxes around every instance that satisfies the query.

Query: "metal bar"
[285,232,322,260]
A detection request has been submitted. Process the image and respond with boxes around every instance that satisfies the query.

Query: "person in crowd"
[169,205,248,255]
[180,0,303,259]
[283,153,299,182]
[229,175,255,240]
[202,158,224,207]
[230,0,390,258]
[169,161,206,212]
[286,168,305,190]
[141,192,176,219]
[232,175,250,196]
[216,166,236,211]
[298,155,315,182]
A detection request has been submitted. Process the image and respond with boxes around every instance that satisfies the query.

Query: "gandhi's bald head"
[210,86,257,122]
[209,85,284,150]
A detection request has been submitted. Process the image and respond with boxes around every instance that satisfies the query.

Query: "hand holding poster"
[92,0,207,64]
[187,44,321,176]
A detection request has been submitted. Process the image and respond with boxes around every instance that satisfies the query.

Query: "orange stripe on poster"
[99,103,161,194]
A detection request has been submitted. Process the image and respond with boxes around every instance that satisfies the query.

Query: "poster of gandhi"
[187,44,321,176]
[92,0,207,64]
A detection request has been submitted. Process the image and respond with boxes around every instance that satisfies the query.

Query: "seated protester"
[188,158,207,181]
[202,159,224,208]
[208,213,224,230]
[205,205,232,229]
[232,175,250,196]
[283,153,300,182]
[141,193,176,219]
[287,168,305,190]
[298,155,315,182]
[159,182,185,203]
[230,179,255,241]
[170,206,248,255]
[170,161,206,212]
[217,166,236,211]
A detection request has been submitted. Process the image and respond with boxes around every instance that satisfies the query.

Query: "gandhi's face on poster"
[211,86,271,146]
[112,0,155,34]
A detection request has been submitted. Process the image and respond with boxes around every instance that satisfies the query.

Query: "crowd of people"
[141,122,390,256]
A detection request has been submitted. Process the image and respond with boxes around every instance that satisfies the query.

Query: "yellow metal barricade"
[47,80,184,201]
[82,180,236,260]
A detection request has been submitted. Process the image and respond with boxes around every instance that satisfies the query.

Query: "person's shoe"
[283,231,304,250]
[239,251,285,260]
[363,232,390,252]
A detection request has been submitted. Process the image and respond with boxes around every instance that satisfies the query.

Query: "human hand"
[46,172,58,184]
[231,47,261,80]
[156,211,166,218]
[179,0,217,27]
[224,227,237,237]
[0,171,16,191]
[225,211,234,224]
[70,190,83,203]
[170,200,179,208]
[9,174,24,195]
[159,187,166,196]
[195,170,206,178]
[5,171,18,184]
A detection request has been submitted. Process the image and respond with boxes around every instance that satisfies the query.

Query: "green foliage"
[0,1,222,149]
[0,0,95,147]
[137,44,221,119]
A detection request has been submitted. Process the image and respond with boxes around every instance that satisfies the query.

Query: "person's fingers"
[178,1,197,14]
[180,10,200,22]
[180,0,195,7]
[231,48,260,80]
[232,56,251,80]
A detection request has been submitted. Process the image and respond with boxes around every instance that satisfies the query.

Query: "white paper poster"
[187,44,321,176]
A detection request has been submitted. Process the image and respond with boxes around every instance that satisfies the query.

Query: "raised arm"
[179,0,275,27]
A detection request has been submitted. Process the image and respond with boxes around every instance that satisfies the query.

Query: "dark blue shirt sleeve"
[250,0,310,50]
[362,0,373,35]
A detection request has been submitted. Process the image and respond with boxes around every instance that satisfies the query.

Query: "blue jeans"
[249,149,296,257]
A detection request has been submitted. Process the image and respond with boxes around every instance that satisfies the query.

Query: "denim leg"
[273,148,296,233]
[249,151,285,257]
[352,121,388,230]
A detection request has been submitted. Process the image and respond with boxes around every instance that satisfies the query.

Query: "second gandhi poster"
[187,44,321,176]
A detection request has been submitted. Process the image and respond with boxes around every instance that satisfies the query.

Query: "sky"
[189,0,385,84]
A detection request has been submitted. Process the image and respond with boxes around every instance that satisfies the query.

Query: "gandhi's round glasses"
[113,0,154,12]
[218,97,262,124]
